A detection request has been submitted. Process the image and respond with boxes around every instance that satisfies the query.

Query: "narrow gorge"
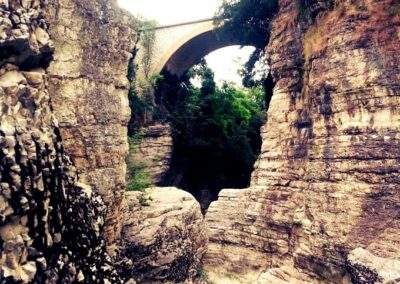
[0,0,399,283]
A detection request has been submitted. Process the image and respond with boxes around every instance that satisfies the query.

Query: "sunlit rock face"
[44,0,138,248]
[117,187,208,283]
[204,0,400,282]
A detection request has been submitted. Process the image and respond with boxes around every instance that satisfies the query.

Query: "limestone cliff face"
[136,123,173,185]
[205,0,400,282]
[44,0,138,247]
[0,1,129,282]
[0,0,137,282]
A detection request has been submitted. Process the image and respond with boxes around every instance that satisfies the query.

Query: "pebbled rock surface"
[0,53,122,284]
[346,248,400,284]
[0,0,136,282]
[0,0,53,68]
[117,187,207,283]
[45,0,138,248]
[204,0,400,282]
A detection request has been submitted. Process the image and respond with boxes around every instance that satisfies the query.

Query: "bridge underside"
[162,30,238,77]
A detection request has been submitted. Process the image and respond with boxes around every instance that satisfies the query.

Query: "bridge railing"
[139,17,225,31]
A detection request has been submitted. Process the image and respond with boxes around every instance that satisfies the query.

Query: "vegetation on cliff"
[127,20,161,134]
[126,131,152,192]
[214,0,279,48]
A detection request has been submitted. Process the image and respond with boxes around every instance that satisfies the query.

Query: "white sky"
[118,0,221,25]
[117,0,254,86]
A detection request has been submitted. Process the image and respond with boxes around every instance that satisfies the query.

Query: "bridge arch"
[157,23,241,77]
[136,19,247,79]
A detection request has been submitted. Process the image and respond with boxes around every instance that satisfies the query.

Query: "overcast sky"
[117,0,254,86]
[118,0,220,25]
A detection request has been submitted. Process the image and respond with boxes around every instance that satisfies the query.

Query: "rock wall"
[0,0,130,282]
[136,123,173,184]
[205,0,400,282]
[44,0,138,248]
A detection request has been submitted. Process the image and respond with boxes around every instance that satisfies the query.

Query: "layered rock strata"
[45,0,138,247]
[205,0,400,282]
[136,123,173,184]
[118,187,207,283]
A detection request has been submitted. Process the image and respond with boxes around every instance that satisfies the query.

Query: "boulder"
[346,248,400,284]
[118,187,208,283]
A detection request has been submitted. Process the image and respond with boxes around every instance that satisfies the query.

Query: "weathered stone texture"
[117,187,208,283]
[136,123,173,184]
[44,0,138,247]
[205,0,400,282]
[0,0,135,282]
[346,248,400,284]
[0,0,53,68]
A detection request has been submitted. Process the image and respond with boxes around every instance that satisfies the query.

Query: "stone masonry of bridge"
[135,18,242,81]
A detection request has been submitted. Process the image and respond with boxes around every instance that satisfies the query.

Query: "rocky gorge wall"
[2,0,399,283]
[135,123,173,185]
[44,0,138,249]
[205,0,400,283]
[0,0,138,282]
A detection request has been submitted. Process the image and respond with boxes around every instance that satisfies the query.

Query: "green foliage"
[126,168,151,192]
[128,72,164,133]
[189,59,216,97]
[239,48,271,88]
[128,130,145,154]
[157,62,266,196]
[137,73,164,94]
[139,20,157,78]
[214,0,279,48]
[127,19,163,133]
[214,0,277,87]
[126,132,152,192]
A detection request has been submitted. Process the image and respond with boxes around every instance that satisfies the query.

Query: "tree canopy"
[156,61,266,201]
[214,0,279,48]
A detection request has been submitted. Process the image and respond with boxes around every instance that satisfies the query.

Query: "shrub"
[126,131,152,192]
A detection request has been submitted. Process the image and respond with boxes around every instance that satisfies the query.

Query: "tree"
[214,0,279,88]
[158,62,266,199]
[214,0,279,48]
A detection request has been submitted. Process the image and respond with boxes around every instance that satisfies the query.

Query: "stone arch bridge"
[135,18,243,79]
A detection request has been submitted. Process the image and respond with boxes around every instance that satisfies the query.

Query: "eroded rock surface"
[118,187,207,283]
[205,0,400,282]
[0,0,53,68]
[45,0,138,248]
[136,123,173,184]
[346,248,400,284]
[0,45,122,284]
[0,0,136,282]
